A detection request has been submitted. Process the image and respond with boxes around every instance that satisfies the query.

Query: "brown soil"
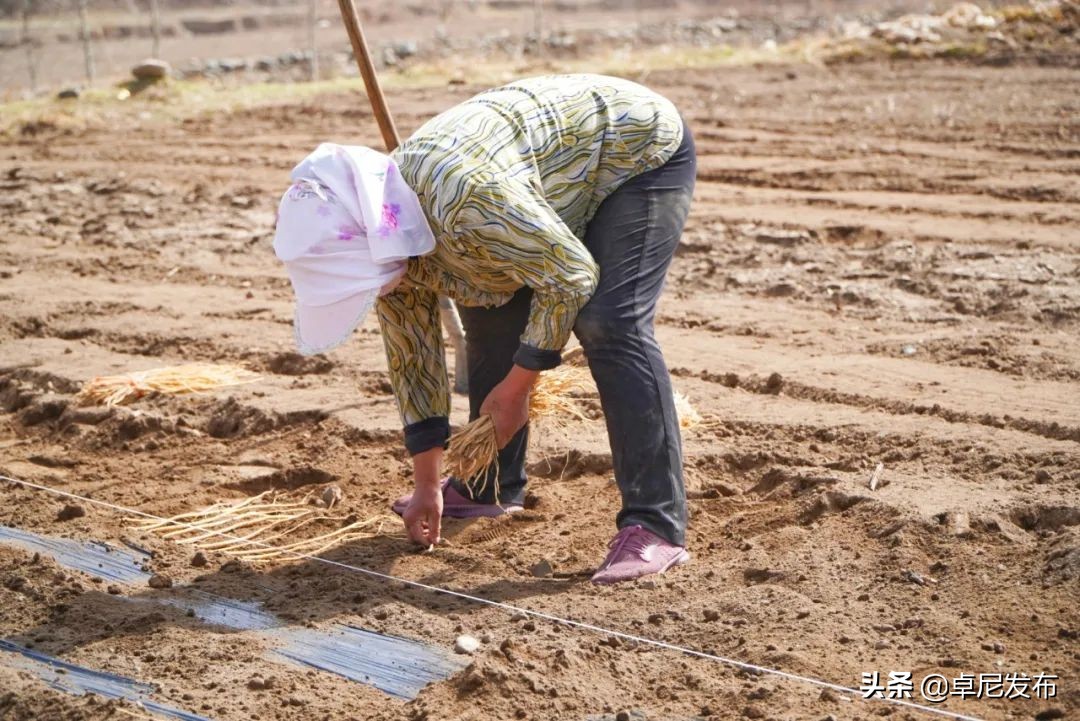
[1,52,1079,721]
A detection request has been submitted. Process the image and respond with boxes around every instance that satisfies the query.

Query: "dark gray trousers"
[449,123,696,545]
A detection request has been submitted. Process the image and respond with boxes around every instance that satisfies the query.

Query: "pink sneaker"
[590,525,690,585]
[391,478,522,519]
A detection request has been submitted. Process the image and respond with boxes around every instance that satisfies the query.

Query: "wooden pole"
[335,0,400,151]
[149,0,161,58]
[307,0,319,81]
[332,0,468,393]
[76,0,94,83]
[21,0,37,93]
[533,0,543,55]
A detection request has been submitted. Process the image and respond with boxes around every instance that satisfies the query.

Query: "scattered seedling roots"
[129,488,394,563]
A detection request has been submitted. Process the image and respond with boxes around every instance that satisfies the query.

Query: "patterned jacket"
[380,74,683,453]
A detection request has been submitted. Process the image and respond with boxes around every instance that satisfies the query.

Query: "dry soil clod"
[56,503,86,521]
[148,573,173,589]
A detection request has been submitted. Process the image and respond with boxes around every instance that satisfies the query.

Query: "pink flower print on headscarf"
[337,223,365,241]
[378,203,401,238]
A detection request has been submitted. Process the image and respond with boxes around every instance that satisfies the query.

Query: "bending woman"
[273,74,696,584]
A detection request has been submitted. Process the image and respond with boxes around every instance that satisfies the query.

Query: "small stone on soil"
[132,58,171,80]
[247,675,273,690]
[320,485,344,507]
[1034,709,1065,721]
[454,634,481,654]
[530,559,553,578]
[190,551,208,567]
[107,585,121,595]
[902,569,927,585]
[764,372,784,393]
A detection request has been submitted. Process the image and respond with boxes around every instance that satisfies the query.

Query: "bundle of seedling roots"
[445,364,711,502]
[444,364,594,500]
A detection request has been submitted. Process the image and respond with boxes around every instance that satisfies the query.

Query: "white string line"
[0,473,984,721]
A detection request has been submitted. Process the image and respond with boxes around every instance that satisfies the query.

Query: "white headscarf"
[273,143,435,355]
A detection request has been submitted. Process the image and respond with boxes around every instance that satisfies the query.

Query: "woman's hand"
[402,480,444,546]
[480,365,539,448]
[404,447,443,545]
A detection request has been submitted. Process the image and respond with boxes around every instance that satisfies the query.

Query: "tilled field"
[1,59,1078,721]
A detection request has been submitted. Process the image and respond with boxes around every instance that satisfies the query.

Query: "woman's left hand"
[480,365,539,448]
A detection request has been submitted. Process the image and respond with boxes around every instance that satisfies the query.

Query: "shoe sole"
[391,500,523,519]
[442,504,523,519]
[666,549,692,571]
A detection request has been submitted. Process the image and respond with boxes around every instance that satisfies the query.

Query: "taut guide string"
[0,473,984,721]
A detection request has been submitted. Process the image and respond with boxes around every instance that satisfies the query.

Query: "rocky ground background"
[3,0,1077,96]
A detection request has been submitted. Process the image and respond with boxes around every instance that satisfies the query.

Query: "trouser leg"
[574,124,696,545]
[448,287,532,505]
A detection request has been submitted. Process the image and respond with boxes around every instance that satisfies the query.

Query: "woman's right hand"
[402,480,443,546]
[404,446,444,545]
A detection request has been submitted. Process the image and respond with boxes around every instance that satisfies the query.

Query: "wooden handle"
[335,0,401,152]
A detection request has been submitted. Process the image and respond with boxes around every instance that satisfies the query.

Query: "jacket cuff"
[513,343,563,371]
[403,416,450,456]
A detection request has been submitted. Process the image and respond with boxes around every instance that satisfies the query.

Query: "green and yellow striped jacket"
[379,74,683,450]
